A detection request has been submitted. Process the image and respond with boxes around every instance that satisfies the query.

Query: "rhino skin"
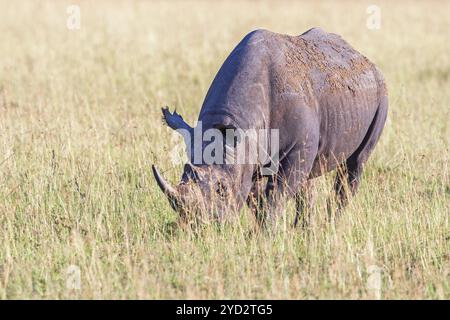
[153,27,388,226]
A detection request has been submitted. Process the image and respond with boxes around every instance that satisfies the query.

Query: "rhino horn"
[152,165,181,211]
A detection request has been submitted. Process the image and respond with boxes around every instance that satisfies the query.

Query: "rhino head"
[152,107,255,222]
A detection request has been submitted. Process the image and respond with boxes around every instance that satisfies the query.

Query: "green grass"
[0,0,448,299]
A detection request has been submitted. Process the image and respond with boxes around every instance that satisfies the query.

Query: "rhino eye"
[214,124,240,148]
[216,182,227,199]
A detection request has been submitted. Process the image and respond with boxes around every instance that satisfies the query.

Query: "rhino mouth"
[152,164,207,216]
[152,164,237,221]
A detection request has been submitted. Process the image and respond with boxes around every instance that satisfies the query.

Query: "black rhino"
[152,28,388,226]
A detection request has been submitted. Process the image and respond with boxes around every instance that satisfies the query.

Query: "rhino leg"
[246,174,267,225]
[294,179,315,228]
[331,164,358,215]
[261,139,319,228]
[330,96,388,218]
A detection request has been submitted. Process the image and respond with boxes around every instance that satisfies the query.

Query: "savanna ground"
[0,0,448,299]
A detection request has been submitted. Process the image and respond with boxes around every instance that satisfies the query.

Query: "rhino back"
[198,28,386,170]
[268,28,386,168]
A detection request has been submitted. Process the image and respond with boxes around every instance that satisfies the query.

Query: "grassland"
[0,0,448,299]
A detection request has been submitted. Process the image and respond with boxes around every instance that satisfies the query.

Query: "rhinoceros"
[152,28,388,226]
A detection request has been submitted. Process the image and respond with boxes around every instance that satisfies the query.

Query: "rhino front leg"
[261,142,318,228]
[246,173,267,224]
[294,179,315,228]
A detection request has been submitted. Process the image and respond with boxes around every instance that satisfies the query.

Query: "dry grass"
[0,0,448,299]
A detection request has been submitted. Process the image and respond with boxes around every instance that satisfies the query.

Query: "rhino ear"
[161,106,193,132]
[162,107,194,162]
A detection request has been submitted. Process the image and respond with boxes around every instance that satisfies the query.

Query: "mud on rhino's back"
[268,28,387,174]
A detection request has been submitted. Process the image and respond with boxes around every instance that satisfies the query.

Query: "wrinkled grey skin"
[152,28,388,226]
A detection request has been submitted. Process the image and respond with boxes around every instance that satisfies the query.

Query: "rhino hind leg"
[331,96,388,217]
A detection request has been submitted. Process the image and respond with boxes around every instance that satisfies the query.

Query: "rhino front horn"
[151,165,181,211]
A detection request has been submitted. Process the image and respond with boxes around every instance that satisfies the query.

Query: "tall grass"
[0,0,448,299]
